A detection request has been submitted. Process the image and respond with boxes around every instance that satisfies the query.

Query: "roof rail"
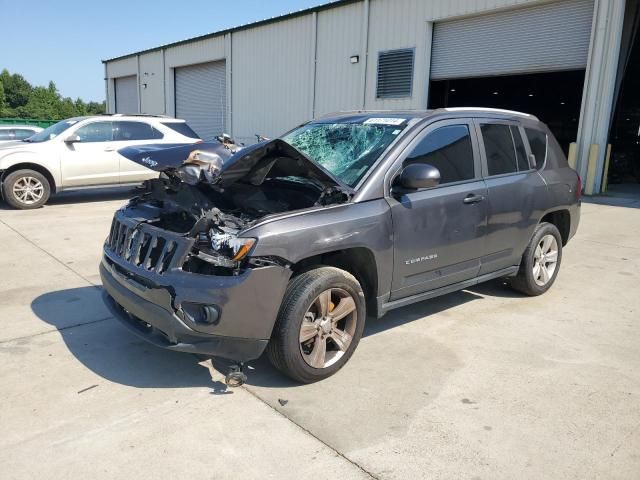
[100,113,174,118]
[441,107,538,120]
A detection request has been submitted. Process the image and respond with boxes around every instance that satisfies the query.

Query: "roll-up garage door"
[114,76,138,114]
[175,61,226,141]
[431,0,594,80]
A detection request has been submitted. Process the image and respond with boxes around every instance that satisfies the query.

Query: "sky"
[1,0,332,103]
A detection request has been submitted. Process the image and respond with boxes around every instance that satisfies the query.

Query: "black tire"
[510,222,563,296]
[267,267,366,384]
[2,169,51,209]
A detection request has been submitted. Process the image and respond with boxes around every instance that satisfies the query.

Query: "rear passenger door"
[475,120,547,274]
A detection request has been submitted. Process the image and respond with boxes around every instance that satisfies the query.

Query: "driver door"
[388,119,488,300]
[60,121,120,187]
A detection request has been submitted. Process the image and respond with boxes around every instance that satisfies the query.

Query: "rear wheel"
[510,222,563,296]
[267,267,366,383]
[2,169,51,209]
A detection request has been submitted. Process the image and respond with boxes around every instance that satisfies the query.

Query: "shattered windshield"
[283,121,406,187]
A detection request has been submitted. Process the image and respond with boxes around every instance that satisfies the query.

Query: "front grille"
[107,217,181,274]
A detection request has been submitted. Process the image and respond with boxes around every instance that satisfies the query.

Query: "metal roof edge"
[102,0,360,63]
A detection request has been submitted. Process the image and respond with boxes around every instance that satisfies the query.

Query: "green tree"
[0,78,6,117]
[0,69,32,111]
[0,68,105,120]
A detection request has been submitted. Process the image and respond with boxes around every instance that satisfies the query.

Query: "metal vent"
[376,48,415,99]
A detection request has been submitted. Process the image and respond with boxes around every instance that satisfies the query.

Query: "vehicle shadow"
[246,279,521,388]
[0,186,135,210]
[31,279,520,391]
[30,286,230,393]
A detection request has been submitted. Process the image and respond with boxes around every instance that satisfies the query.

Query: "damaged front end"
[117,138,353,275]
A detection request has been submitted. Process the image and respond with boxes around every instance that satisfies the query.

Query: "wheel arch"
[1,163,57,193]
[540,209,570,245]
[290,247,379,317]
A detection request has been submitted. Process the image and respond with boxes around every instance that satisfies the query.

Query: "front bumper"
[100,246,290,361]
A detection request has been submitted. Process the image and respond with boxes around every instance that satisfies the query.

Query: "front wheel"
[267,267,366,383]
[2,169,51,209]
[510,222,563,296]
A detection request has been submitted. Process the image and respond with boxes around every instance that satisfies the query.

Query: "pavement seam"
[241,385,380,480]
[0,217,100,287]
[0,316,112,345]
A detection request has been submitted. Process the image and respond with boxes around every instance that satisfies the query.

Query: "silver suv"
[0,114,201,209]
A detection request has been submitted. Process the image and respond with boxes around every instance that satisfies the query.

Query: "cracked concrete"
[1,188,639,479]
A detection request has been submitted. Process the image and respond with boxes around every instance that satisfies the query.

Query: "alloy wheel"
[533,234,559,286]
[299,288,357,369]
[12,176,44,205]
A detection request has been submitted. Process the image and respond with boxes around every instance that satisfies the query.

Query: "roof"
[313,110,432,124]
[102,0,359,63]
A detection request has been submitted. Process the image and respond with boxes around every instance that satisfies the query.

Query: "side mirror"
[396,163,441,190]
[64,134,81,143]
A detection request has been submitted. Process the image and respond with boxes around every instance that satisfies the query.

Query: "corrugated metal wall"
[138,51,164,114]
[105,0,585,141]
[314,2,365,116]
[232,15,316,144]
[114,76,138,114]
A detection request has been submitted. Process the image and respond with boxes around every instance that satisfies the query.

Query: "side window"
[114,121,164,141]
[404,124,475,185]
[511,126,530,171]
[0,130,14,140]
[481,123,518,176]
[75,122,113,142]
[525,128,548,170]
[14,129,35,140]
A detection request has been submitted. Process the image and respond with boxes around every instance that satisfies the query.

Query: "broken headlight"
[209,231,256,262]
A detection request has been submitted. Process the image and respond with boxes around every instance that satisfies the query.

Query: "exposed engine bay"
[118,137,353,274]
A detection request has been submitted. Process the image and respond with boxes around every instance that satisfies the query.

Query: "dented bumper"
[100,245,291,361]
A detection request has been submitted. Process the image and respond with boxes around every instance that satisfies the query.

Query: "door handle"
[463,194,485,204]
[104,147,116,152]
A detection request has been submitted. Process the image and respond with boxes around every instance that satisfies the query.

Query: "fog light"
[182,302,220,325]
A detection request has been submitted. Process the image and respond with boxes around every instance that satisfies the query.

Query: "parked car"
[0,115,201,209]
[0,125,43,144]
[100,108,581,385]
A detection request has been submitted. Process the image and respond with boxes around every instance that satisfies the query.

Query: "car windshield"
[282,120,407,187]
[25,119,79,143]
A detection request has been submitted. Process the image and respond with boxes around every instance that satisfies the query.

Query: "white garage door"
[431,0,594,80]
[175,61,226,141]
[114,76,138,113]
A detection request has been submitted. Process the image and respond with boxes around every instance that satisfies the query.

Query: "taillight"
[576,175,582,200]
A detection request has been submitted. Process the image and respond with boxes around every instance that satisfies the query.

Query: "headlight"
[210,232,256,261]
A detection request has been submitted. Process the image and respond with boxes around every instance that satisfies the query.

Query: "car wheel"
[267,267,366,383]
[2,169,51,209]
[510,222,563,296]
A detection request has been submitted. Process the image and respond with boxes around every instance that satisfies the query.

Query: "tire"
[267,266,366,383]
[2,169,51,209]
[510,222,563,296]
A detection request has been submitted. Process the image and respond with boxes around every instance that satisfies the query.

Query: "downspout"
[360,0,370,109]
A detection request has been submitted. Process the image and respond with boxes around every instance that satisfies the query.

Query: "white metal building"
[103,0,630,194]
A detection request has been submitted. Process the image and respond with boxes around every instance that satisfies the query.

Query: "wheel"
[267,267,366,383]
[2,169,51,209]
[510,222,563,296]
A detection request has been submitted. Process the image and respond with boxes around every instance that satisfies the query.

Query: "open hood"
[119,139,352,192]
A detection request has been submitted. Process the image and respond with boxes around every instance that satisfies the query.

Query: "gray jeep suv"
[100,108,580,384]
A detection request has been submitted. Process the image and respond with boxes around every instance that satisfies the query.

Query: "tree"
[0,69,32,111]
[0,68,106,120]
[0,79,6,117]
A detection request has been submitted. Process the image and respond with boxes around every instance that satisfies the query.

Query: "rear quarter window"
[525,128,547,170]
[162,122,200,139]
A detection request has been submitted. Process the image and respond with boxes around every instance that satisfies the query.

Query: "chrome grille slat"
[106,215,189,275]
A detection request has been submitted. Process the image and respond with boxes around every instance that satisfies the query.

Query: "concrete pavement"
[0,188,639,479]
